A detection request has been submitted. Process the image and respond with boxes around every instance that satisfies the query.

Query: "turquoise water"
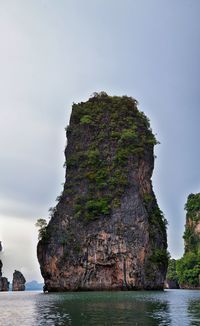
[0,290,200,325]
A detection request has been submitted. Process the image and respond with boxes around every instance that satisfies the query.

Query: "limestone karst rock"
[0,242,9,291]
[164,279,179,289]
[183,193,200,255]
[0,241,2,278]
[176,193,200,288]
[37,93,168,291]
[1,277,9,291]
[12,270,26,291]
[0,243,2,291]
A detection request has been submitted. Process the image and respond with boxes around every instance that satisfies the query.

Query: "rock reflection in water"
[1,290,200,325]
[34,291,171,326]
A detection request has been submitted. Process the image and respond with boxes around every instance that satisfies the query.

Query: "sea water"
[0,289,200,325]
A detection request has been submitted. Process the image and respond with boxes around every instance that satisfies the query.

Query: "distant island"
[37,92,168,291]
[8,280,43,291]
[25,280,44,291]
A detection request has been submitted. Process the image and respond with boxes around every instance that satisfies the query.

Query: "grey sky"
[0,0,199,282]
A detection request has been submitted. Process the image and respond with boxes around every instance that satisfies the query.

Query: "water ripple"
[0,290,200,325]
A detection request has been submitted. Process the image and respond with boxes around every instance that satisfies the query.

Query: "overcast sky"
[0,0,199,282]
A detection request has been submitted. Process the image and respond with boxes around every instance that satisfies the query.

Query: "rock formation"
[37,92,168,291]
[0,242,9,291]
[1,277,9,291]
[0,242,2,291]
[176,193,200,288]
[183,193,200,254]
[164,279,179,289]
[0,257,2,279]
[0,241,2,278]
[12,270,26,291]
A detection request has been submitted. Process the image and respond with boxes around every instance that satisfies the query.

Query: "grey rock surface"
[12,270,26,291]
[37,94,168,291]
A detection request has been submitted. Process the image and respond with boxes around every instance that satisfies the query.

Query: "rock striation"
[12,270,26,291]
[37,92,168,291]
[0,242,9,291]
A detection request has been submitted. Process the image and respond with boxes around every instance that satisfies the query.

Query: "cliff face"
[12,270,26,291]
[37,93,168,291]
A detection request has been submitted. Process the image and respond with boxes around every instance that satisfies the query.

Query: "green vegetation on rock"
[64,92,160,221]
[35,218,48,240]
[150,249,169,266]
[166,259,179,283]
[176,252,200,287]
[185,193,200,221]
[183,193,200,253]
[143,192,168,270]
[167,193,200,288]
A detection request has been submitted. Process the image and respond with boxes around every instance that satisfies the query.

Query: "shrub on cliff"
[35,219,48,240]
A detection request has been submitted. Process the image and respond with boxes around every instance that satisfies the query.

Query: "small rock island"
[12,270,26,291]
[0,242,9,292]
[37,92,168,291]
